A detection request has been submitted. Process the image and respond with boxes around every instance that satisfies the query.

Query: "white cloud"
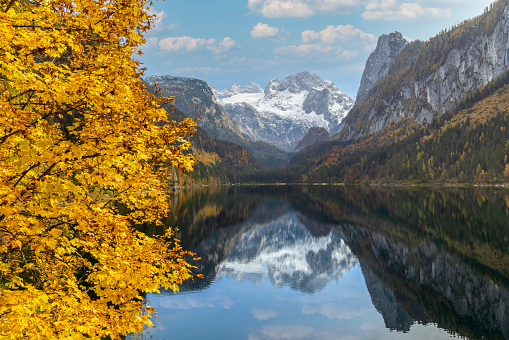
[147,8,177,32]
[159,36,215,52]
[159,36,239,55]
[251,23,280,39]
[148,8,166,30]
[275,44,359,60]
[248,0,361,18]
[142,37,159,50]
[302,25,376,44]
[362,2,451,21]
[248,0,455,20]
[251,308,279,321]
[248,0,313,18]
[249,325,314,340]
[364,0,397,10]
[207,37,240,54]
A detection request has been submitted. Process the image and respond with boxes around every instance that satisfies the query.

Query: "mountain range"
[146,0,509,185]
[145,75,292,170]
[213,71,354,152]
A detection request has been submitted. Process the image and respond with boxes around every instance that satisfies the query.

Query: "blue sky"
[138,0,495,97]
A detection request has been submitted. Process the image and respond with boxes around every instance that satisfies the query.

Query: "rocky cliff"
[342,223,509,339]
[339,1,509,140]
[355,32,408,105]
[145,75,244,144]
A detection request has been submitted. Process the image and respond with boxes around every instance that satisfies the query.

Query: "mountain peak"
[282,71,325,93]
[385,31,405,42]
[355,31,408,104]
[214,82,263,99]
[341,1,509,140]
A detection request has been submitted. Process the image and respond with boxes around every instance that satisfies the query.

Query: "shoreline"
[170,181,509,190]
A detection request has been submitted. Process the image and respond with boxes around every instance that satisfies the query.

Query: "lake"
[132,185,509,340]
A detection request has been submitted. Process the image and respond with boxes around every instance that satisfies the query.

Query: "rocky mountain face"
[145,75,292,168]
[145,75,244,144]
[360,266,412,332]
[355,32,408,105]
[213,71,354,152]
[338,2,509,140]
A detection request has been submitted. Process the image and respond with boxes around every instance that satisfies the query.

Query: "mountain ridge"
[336,0,509,141]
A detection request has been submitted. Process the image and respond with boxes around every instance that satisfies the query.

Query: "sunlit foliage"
[0,0,198,338]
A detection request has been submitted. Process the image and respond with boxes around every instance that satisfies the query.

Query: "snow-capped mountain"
[214,82,263,100]
[213,72,354,152]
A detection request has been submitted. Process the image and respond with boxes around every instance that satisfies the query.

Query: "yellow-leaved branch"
[0,0,198,338]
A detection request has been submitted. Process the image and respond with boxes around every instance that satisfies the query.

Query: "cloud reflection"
[248,324,361,340]
[248,325,314,340]
[158,295,236,310]
[251,308,280,321]
[302,303,371,320]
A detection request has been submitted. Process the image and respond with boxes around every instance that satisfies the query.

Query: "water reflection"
[217,200,357,293]
[136,185,509,340]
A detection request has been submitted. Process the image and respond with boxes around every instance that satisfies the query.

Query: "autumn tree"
[0,0,198,338]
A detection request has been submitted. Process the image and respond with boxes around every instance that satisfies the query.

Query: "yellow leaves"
[0,0,198,338]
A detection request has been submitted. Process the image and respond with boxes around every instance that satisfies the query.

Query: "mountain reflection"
[150,185,509,340]
[217,201,358,293]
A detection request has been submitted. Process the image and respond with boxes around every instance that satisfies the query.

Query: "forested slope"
[287,81,509,184]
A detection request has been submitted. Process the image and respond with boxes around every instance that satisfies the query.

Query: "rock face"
[339,4,509,140]
[295,127,329,152]
[213,71,354,152]
[361,266,412,332]
[145,75,244,144]
[355,32,408,105]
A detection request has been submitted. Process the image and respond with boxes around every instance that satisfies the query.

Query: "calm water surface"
[134,186,509,340]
